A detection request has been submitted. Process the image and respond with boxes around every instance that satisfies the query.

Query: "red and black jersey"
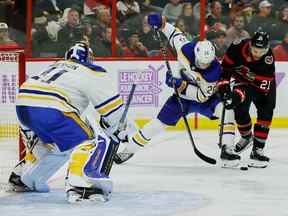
[221,39,275,93]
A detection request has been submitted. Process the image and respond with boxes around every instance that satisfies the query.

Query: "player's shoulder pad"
[202,59,221,82]
[81,62,107,73]
[230,38,247,48]
[181,41,196,63]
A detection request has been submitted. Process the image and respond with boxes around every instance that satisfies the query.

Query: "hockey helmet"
[65,42,90,63]
[250,30,270,59]
[251,30,270,49]
[194,40,216,69]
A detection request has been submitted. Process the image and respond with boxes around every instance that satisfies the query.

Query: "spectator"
[57,8,82,56]
[175,17,193,41]
[206,0,229,31]
[0,0,14,22]
[117,0,140,22]
[92,6,111,39]
[274,5,288,41]
[94,27,123,56]
[246,0,277,39]
[162,0,184,23]
[139,16,161,52]
[33,0,61,18]
[225,14,250,46]
[122,31,148,57]
[32,17,56,57]
[0,22,18,48]
[273,32,288,61]
[84,0,110,15]
[213,30,228,58]
[179,2,199,37]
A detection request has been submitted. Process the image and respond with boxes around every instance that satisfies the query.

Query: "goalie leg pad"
[20,144,71,192]
[66,135,113,202]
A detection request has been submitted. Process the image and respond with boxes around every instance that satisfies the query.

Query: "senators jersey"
[221,39,275,93]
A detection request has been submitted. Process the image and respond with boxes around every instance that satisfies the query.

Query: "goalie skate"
[66,186,111,204]
[248,147,269,168]
[220,145,241,168]
[7,172,33,192]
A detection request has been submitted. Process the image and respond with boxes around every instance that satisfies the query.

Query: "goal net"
[0,48,25,185]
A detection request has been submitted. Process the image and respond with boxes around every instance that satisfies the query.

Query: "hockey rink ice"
[0,129,287,216]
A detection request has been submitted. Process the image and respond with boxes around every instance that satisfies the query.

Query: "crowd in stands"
[204,0,288,59]
[0,0,26,47]
[0,0,287,60]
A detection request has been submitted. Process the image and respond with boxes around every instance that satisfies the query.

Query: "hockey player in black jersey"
[217,30,276,168]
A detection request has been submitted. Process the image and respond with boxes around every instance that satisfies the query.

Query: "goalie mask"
[194,40,216,69]
[65,42,91,63]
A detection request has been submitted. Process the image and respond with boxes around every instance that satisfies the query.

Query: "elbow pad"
[182,84,209,103]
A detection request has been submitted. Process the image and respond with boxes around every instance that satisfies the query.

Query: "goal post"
[0,47,25,162]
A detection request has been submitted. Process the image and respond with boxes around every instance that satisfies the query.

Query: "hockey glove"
[216,80,231,101]
[165,71,187,94]
[147,13,164,30]
[224,88,245,110]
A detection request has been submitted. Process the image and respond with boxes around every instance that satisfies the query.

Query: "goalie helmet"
[194,40,216,69]
[65,42,90,63]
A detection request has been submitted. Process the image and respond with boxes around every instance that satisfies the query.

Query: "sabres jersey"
[162,23,221,102]
[17,60,124,126]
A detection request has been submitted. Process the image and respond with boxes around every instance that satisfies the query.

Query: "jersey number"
[260,80,271,91]
[206,85,216,95]
[32,67,68,84]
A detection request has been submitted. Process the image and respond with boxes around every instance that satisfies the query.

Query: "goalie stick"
[103,83,137,175]
[153,29,216,165]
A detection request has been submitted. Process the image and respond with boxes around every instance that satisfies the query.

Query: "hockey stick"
[104,83,137,175]
[153,29,216,165]
[218,104,226,149]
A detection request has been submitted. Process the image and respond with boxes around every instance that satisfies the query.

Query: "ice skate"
[7,172,32,192]
[248,147,269,168]
[220,145,241,168]
[234,136,253,153]
[66,185,111,203]
[114,147,134,164]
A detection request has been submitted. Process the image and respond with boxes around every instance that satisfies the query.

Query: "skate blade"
[221,159,240,169]
[248,160,268,168]
[3,183,32,193]
[114,153,134,164]
[67,191,110,204]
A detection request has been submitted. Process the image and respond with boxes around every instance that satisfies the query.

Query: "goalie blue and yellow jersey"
[17,60,124,126]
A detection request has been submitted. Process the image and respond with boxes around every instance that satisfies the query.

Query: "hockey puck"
[240,166,248,171]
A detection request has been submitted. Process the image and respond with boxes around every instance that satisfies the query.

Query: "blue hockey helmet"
[65,42,91,63]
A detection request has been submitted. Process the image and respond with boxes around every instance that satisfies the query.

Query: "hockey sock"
[253,120,271,149]
[237,121,252,138]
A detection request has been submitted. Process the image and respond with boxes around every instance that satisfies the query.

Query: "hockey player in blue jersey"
[8,42,133,203]
[115,14,245,167]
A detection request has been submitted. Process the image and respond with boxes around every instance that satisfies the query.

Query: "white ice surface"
[0,129,288,216]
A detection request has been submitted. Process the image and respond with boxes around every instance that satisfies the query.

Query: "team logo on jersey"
[265,56,273,65]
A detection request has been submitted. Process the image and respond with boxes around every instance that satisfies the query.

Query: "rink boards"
[7,60,288,129]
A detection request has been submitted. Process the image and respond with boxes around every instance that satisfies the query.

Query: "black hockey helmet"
[251,30,270,49]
